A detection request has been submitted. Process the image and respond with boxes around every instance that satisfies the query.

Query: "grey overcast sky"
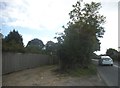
[0,0,119,55]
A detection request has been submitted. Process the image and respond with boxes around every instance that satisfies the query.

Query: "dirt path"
[3,65,106,86]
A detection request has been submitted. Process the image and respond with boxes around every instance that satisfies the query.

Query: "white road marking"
[97,73,101,81]
[113,64,120,68]
[92,59,98,61]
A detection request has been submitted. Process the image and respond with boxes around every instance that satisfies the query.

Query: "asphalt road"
[92,59,119,86]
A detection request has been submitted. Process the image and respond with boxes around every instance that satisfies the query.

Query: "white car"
[98,56,113,66]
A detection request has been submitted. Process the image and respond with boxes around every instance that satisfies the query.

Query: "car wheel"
[111,64,113,66]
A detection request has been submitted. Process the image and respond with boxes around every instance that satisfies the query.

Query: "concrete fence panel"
[2,53,58,74]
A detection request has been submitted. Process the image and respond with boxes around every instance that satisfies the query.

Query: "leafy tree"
[2,29,24,52]
[56,1,106,70]
[106,48,118,61]
[0,33,3,51]
[45,41,57,55]
[0,32,3,39]
[5,30,23,46]
[25,38,44,53]
[118,52,120,62]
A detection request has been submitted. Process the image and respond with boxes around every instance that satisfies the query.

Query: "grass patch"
[67,64,97,77]
[52,63,97,77]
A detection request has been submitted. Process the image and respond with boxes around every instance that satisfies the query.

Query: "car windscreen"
[102,58,111,60]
